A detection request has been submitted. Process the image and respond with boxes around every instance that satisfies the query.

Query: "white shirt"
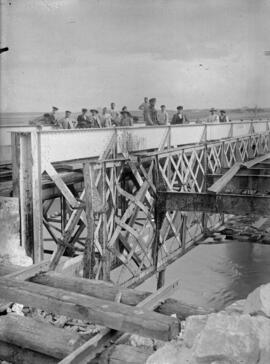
[157,110,169,125]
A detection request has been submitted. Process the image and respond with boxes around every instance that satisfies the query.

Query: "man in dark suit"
[76,108,91,128]
[171,106,189,124]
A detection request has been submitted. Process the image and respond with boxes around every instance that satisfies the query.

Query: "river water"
[140,240,270,311]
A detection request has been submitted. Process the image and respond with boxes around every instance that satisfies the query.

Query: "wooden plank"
[0,278,179,342]
[0,341,58,364]
[243,152,270,169]
[31,131,43,262]
[207,162,242,194]
[0,314,84,359]
[45,162,80,209]
[83,162,95,278]
[160,191,270,216]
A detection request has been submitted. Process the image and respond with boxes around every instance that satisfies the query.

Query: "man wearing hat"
[89,109,102,128]
[219,110,229,123]
[58,110,76,129]
[119,110,133,127]
[207,108,220,123]
[76,108,91,128]
[145,98,158,126]
[171,106,189,125]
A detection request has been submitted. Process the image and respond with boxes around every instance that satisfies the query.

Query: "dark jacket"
[76,114,91,128]
[171,113,189,125]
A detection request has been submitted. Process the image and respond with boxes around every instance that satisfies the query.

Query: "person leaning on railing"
[29,106,60,127]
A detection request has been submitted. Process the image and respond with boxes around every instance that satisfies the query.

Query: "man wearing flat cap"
[207,108,220,123]
[219,110,229,123]
[76,108,91,128]
[145,98,158,126]
[171,106,189,125]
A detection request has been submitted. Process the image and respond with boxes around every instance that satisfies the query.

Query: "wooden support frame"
[160,191,270,216]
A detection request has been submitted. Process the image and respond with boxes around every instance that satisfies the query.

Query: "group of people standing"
[139,97,229,125]
[30,100,230,129]
[30,103,134,129]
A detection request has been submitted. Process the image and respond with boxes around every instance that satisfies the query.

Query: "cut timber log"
[0,341,58,364]
[30,272,150,306]
[0,314,84,359]
[58,279,181,364]
[30,272,211,319]
[0,278,179,341]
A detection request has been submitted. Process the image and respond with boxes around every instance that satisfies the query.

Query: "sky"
[0,0,270,112]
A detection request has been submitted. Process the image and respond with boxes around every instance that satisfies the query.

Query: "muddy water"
[140,241,270,311]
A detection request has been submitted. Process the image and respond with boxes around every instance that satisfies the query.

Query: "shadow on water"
[139,241,270,311]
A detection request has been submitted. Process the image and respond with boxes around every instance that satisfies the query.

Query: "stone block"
[183,315,208,348]
[244,284,270,318]
[194,312,260,364]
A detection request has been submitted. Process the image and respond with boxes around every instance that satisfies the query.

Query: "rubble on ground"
[146,282,270,364]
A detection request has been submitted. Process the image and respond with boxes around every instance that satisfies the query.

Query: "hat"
[210,108,217,112]
[220,110,226,113]
[52,106,58,111]
[82,108,88,112]
[149,98,156,103]
[161,105,166,108]
[90,109,98,114]
[65,110,71,114]
[177,105,183,110]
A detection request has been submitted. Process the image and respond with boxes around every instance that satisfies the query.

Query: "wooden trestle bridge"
[0,120,270,363]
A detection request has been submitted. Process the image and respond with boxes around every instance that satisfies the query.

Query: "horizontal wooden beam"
[159,191,270,216]
[30,272,149,306]
[0,278,179,341]
[207,174,270,194]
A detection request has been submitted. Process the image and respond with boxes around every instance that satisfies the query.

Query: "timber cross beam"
[158,191,270,216]
[206,173,270,194]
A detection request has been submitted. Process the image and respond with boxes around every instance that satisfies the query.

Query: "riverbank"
[146,282,270,364]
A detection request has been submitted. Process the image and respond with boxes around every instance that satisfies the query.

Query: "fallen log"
[30,272,213,319]
[30,271,149,306]
[0,314,84,359]
[0,341,58,364]
[0,278,179,341]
